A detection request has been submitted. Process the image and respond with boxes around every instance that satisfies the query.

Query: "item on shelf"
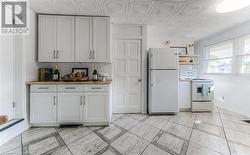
[170,46,188,55]
[179,56,191,63]
[92,68,98,81]
[61,73,76,81]
[179,55,198,65]
[98,73,109,81]
[61,72,89,81]
[72,68,88,77]
[53,66,60,81]
[39,68,53,81]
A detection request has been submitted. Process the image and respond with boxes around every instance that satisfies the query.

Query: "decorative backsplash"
[37,63,112,80]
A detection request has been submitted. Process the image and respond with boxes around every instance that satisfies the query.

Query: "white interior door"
[0,35,14,120]
[112,39,142,113]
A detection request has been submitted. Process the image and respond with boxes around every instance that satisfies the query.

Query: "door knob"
[138,79,142,82]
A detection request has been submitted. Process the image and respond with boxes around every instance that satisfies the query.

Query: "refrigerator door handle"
[150,71,154,87]
[150,53,153,69]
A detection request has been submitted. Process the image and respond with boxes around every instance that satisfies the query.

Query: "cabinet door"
[30,93,57,124]
[56,16,75,62]
[58,93,83,123]
[84,93,109,123]
[92,17,111,62]
[75,17,92,62]
[38,15,56,62]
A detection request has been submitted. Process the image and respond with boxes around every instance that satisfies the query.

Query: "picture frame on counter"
[72,68,88,77]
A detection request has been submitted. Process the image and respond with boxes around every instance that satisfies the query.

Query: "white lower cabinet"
[84,93,109,124]
[30,93,57,125]
[57,93,83,123]
[30,84,111,126]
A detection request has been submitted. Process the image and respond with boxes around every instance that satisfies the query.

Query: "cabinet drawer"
[84,85,109,92]
[31,85,57,93]
[58,85,83,92]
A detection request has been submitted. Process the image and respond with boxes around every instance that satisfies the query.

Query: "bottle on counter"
[92,68,98,81]
[53,66,60,81]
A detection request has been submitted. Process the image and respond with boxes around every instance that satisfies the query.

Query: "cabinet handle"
[83,96,86,105]
[53,50,56,59]
[53,96,56,106]
[91,87,102,89]
[90,50,92,59]
[56,50,59,59]
[65,87,76,89]
[93,50,95,59]
[38,87,49,89]
[80,96,83,105]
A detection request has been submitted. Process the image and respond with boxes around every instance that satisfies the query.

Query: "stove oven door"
[192,83,214,101]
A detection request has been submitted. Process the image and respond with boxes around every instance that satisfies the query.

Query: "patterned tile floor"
[1,107,250,155]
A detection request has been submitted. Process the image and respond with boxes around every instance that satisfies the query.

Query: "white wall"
[195,21,250,117]
[148,24,194,48]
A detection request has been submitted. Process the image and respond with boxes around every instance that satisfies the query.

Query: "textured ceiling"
[29,0,250,45]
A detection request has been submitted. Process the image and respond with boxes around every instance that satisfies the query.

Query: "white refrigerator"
[148,48,179,114]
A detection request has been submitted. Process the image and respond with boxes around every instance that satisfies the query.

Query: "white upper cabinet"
[75,17,93,62]
[38,15,110,63]
[56,16,75,62]
[38,15,56,62]
[38,15,74,62]
[93,17,111,62]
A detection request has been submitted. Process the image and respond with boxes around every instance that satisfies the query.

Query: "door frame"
[112,24,147,114]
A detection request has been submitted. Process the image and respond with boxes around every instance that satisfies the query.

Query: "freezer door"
[149,48,178,70]
[148,70,179,113]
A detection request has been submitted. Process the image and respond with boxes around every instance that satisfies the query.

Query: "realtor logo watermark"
[1,0,29,34]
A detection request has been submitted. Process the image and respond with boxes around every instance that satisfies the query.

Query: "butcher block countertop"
[26,80,112,85]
